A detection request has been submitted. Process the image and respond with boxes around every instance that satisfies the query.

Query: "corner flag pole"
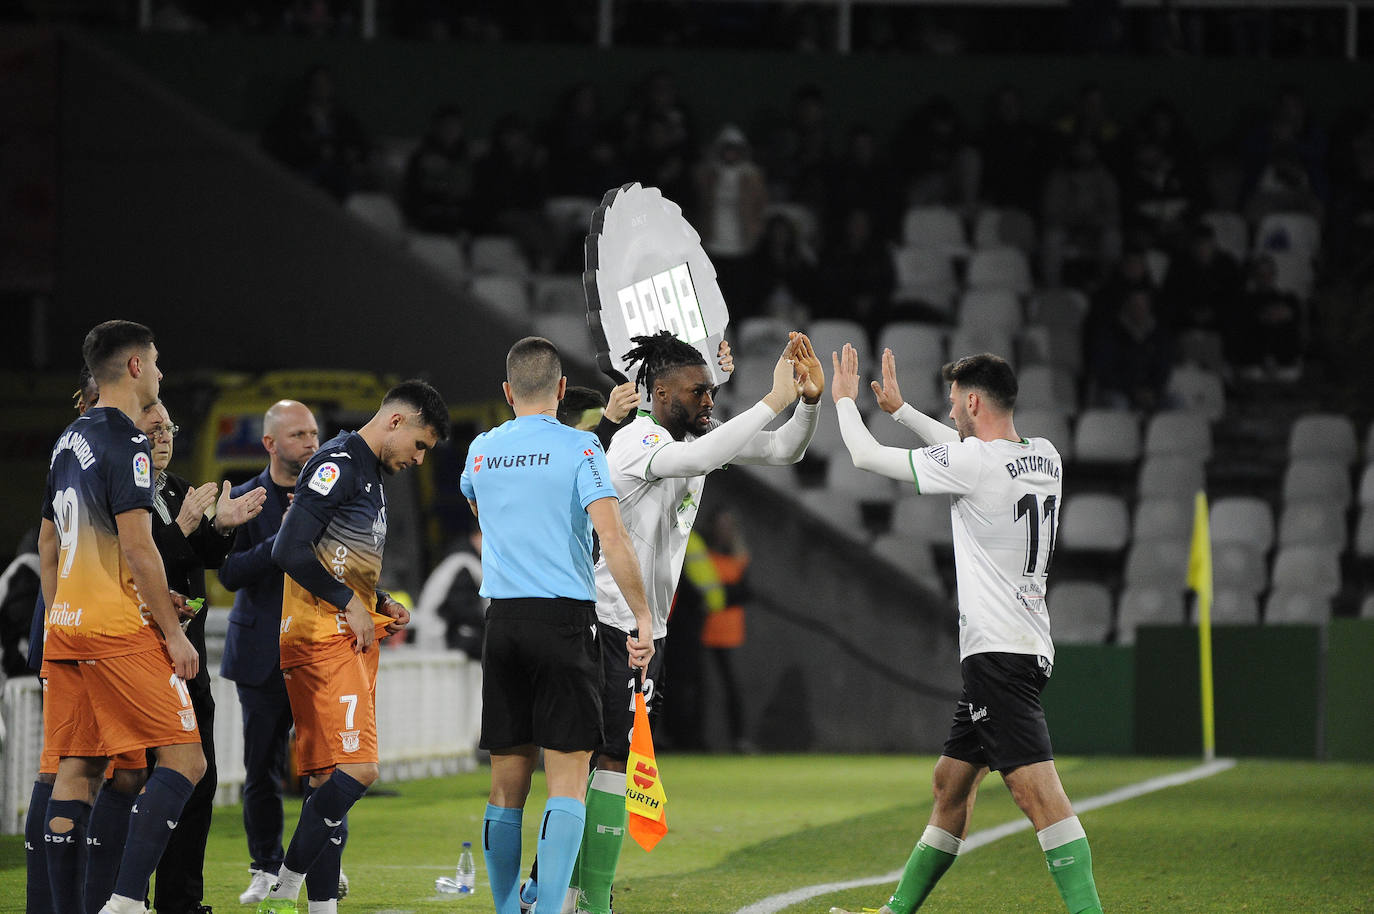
[1187,491,1216,762]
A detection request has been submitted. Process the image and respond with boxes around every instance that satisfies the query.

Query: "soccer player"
[257,380,450,914]
[461,336,656,914]
[38,320,210,914]
[553,330,823,914]
[827,345,1104,914]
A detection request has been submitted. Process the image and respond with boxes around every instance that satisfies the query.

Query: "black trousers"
[152,675,217,913]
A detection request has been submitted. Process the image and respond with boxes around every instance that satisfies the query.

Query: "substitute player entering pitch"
[828,346,1104,914]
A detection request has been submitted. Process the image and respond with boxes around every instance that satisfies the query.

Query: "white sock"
[269,866,306,900]
[561,884,579,913]
[919,824,964,856]
[1036,815,1087,852]
[104,895,146,914]
[308,901,338,914]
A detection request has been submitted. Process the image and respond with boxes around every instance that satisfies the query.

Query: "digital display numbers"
[615,262,708,345]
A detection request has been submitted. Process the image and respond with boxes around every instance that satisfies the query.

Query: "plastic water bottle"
[456,842,476,894]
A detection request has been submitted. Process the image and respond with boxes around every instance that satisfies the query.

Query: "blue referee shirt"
[459,414,616,601]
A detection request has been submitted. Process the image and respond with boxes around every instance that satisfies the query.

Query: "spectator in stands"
[401,104,475,235]
[261,63,372,201]
[1160,222,1244,338]
[413,529,486,657]
[545,82,621,198]
[975,85,1050,216]
[1041,134,1122,287]
[1087,286,1175,411]
[620,70,696,200]
[1241,86,1329,219]
[761,83,834,218]
[894,95,977,212]
[1118,136,1203,253]
[827,125,902,242]
[1243,142,1326,229]
[696,124,768,314]
[818,207,895,334]
[471,114,556,270]
[747,212,820,322]
[1050,83,1121,167]
[0,527,39,679]
[1231,253,1304,381]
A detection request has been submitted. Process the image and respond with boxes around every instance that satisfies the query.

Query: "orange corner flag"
[625,689,667,851]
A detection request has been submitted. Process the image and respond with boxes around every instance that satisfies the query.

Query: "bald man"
[219,400,323,904]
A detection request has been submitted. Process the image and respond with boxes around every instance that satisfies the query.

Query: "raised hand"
[762,340,804,413]
[215,481,267,531]
[176,482,219,536]
[871,348,907,415]
[604,381,640,424]
[788,331,826,404]
[717,339,735,375]
[830,343,862,403]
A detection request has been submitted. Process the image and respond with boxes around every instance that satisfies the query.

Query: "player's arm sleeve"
[595,413,627,451]
[835,397,922,483]
[218,522,278,592]
[271,469,356,611]
[575,439,618,508]
[643,401,781,479]
[891,402,960,445]
[732,399,820,465]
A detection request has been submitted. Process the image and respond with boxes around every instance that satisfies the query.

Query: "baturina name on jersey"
[1004,455,1061,480]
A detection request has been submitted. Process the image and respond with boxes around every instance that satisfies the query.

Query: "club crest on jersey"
[472,454,484,473]
[641,432,662,447]
[925,445,950,468]
[178,708,196,731]
[309,462,341,495]
[340,729,361,752]
[133,452,151,488]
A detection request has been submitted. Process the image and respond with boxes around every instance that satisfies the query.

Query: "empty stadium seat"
[889,495,954,546]
[1210,496,1275,552]
[1123,539,1190,586]
[876,322,946,371]
[1144,411,1213,460]
[902,205,969,255]
[535,311,591,354]
[966,246,1033,295]
[1355,507,1374,559]
[1200,588,1261,626]
[1017,322,1082,374]
[1131,497,1194,544]
[531,275,586,313]
[1277,501,1349,550]
[470,276,531,320]
[1288,413,1359,465]
[470,234,531,276]
[1015,364,1076,414]
[1047,581,1113,644]
[1116,586,1186,645]
[972,208,1037,255]
[1358,464,1374,506]
[1269,545,1342,598]
[948,324,1015,366]
[892,247,958,314]
[808,319,871,373]
[1137,456,1207,499]
[1014,409,1072,458]
[1073,409,1141,466]
[1212,542,1268,596]
[1166,365,1225,421]
[1058,494,1130,552]
[1281,458,1352,508]
[826,458,899,503]
[1361,593,1374,619]
[344,192,405,239]
[407,233,470,284]
[958,288,1024,334]
[1028,288,1089,328]
[1263,589,1333,625]
[735,316,794,356]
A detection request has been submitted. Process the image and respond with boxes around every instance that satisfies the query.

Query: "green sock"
[577,769,628,914]
[1039,816,1103,914]
[887,825,962,914]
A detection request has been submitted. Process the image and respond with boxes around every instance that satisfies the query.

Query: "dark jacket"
[218,466,292,687]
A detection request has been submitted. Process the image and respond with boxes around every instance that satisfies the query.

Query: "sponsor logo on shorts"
[641,432,662,447]
[178,708,197,731]
[309,461,341,495]
[340,729,361,752]
[133,452,152,488]
[971,706,989,723]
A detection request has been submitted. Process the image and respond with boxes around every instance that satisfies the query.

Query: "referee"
[461,336,654,914]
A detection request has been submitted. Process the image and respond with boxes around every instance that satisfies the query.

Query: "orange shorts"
[38,679,148,775]
[44,649,201,761]
[283,648,380,776]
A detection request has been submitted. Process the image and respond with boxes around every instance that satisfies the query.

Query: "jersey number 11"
[1014,493,1059,576]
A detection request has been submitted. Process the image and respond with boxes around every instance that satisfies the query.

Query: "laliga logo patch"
[309,461,341,495]
[641,432,662,447]
[340,729,361,753]
[472,454,483,473]
[926,445,950,468]
[132,452,151,488]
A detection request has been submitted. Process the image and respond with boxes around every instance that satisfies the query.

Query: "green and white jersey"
[593,413,710,639]
[910,435,1063,662]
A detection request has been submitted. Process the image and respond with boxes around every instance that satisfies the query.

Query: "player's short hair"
[557,386,606,427]
[82,320,155,385]
[943,353,1017,412]
[383,379,451,441]
[506,336,563,401]
[621,331,705,391]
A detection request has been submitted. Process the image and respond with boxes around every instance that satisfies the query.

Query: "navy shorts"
[942,651,1055,773]
[595,621,666,761]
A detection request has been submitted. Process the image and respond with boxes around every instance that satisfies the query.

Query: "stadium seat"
[535,311,591,355]
[1277,501,1348,550]
[1254,211,1322,259]
[1281,458,1352,508]
[958,288,1024,335]
[1357,464,1374,506]
[1269,545,1342,598]
[948,324,1015,366]
[889,495,953,547]
[1210,496,1275,552]
[1073,409,1141,466]
[1166,365,1225,422]
[470,276,531,320]
[871,534,940,586]
[891,246,958,314]
[735,316,794,356]
[972,208,1037,255]
[1137,456,1207,499]
[902,205,969,256]
[544,195,600,239]
[1017,322,1082,374]
[826,458,899,503]
[1143,411,1212,460]
[966,246,1033,295]
[1131,497,1194,544]
[1263,589,1333,625]
[407,233,470,284]
[796,490,868,542]
[1057,494,1130,552]
[1013,409,1072,458]
[1288,413,1359,465]
[876,322,946,371]
[1028,288,1089,328]
[1201,210,1249,262]
[1047,581,1112,644]
[1199,588,1261,626]
[1361,592,1374,619]
[1014,364,1076,414]
[1212,542,1268,596]
[808,319,871,374]
[866,410,912,448]
[1354,507,1374,559]
[1115,585,1186,645]
[531,274,586,313]
[344,192,405,240]
[801,399,846,460]
[470,234,532,277]
[1123,539,1190,586]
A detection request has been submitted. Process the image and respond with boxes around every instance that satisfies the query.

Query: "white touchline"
[734,758,1237,914]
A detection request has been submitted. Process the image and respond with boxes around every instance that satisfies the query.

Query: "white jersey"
[594,414,711,638]
[909,435,1062,662]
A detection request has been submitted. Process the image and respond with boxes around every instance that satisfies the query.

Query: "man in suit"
[218,400,321,905]
[134,399,266,914]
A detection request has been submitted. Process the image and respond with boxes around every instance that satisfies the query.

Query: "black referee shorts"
[942,651,1055,774]
[595,621,666,761]
[479,597,604,753]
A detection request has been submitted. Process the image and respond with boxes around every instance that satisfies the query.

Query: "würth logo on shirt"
[484,453,551,469]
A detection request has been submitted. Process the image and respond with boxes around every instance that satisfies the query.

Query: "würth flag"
[625,688,667,851]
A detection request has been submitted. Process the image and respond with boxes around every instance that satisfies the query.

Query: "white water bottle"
[455,841,476,894]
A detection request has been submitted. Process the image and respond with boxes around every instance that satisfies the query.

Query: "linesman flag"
[625,688,667,851]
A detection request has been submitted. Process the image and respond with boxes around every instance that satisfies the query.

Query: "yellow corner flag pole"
[1187,490,1216,762]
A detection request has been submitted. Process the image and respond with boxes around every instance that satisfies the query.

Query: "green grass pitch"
[1,755,1370,912]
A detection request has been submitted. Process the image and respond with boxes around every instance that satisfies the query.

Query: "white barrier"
[0,649,483,835]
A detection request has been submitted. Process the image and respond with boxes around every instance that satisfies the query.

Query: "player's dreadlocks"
[621,331,706,391]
